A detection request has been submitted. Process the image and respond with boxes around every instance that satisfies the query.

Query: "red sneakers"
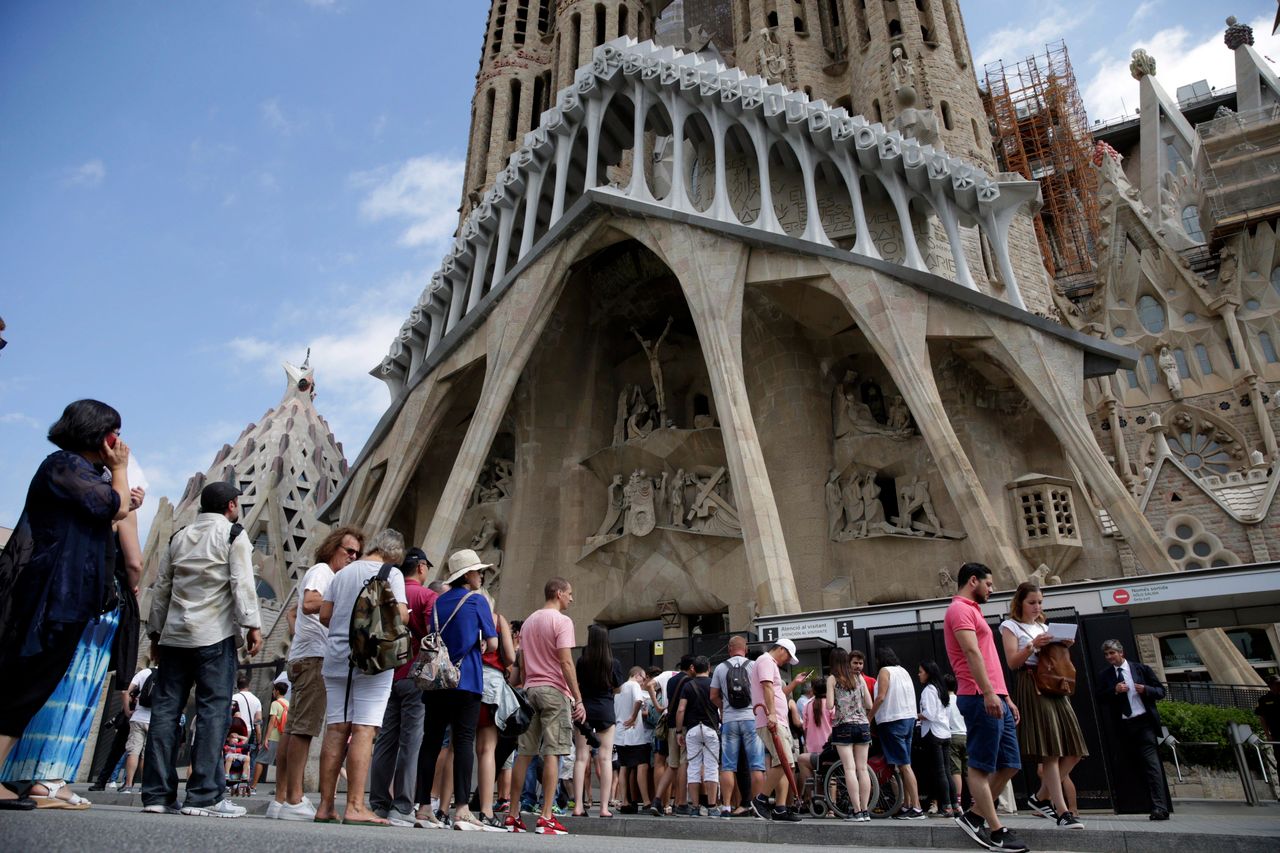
[536,815,569,835]
[504,815,527,833]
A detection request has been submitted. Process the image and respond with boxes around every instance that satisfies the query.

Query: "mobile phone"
[106,433,118,448]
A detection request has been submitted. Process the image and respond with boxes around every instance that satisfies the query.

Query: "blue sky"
[2,0,1276,540]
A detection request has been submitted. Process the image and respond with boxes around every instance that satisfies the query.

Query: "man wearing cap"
[142,482,262,818]
[750,638,805,822]
[413,549,498,831]
[369,548,437,826]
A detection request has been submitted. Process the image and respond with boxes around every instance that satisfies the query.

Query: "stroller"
[223,716,253,797]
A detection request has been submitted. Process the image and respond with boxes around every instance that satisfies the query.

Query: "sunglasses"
[343,547,362,559]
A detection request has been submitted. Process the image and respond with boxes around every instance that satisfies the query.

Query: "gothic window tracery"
[1137,294,1165,333]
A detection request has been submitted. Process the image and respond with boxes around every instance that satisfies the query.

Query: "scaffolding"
[984,41,1100,284]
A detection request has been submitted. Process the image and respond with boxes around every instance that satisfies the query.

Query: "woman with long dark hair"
[1000,582,1086,829]
[574,624,622,816]
[868,646,923,819]
[916,660,956,816]
[0,400,131,809]
[824,648,874,821]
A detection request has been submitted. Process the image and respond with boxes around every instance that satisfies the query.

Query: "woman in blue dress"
[0,400,132,810]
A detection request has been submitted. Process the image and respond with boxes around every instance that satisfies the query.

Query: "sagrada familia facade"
[134,4,1278,686]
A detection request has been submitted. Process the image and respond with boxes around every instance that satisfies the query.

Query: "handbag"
[1017,622,1076,697]
[412,590,478,691]
[501,685,535,736]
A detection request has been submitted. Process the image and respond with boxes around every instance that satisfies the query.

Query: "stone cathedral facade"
[319,2,1260,681]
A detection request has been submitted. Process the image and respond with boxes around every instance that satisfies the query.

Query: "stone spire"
[139,353,349,620]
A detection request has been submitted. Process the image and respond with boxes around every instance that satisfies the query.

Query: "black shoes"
[988,827,1029,851]
[1150,808,1170,821]
[954,810,991,848]
[749,794,771,820]
[1026,795,1056,820]
[1056,811,1084,829]
[771,807,801,822]
[893,806,926,820]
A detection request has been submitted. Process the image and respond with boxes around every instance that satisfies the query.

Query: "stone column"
[1100,395,1131,483]
[1211,296,1252,377]
[821,263,1026,585]
[973,328,1176,576]
[1246,375,1278,460]
[616,218,803,616]
[1187,628,1265,686]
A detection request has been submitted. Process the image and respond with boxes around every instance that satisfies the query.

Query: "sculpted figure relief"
[833,370,914,440]
[890,46,918,108]
[631,317,674,427]
[825,468,845,539]
[757,28,787,80]
[593,474,627,539]
[469,456,514,506]
[896,475,942,536]
[624,469,659,537]
[1158,346,1183,399]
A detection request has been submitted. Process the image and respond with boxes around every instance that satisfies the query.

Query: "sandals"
[31,781,90,810]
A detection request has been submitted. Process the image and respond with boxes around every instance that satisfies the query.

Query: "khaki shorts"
[283,657,325,738]
[758,724,794,767]
[518,686,573,757]
[667,728,685,766]
[125,721,148,756]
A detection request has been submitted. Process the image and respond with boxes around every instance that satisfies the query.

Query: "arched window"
[531,75,545,132]
[740,0,752,40]
[1271,266,1280,297]
[872,99,882,122]
[1173,348,1190,378]
[514,0,528,45]
[767,10,779,27]
[618,4,628,36]
[793,0,807,33]
[1194,344,1213,375]
[1136,294,1165,333]
[491,1,507,55]
[1181,205,1204,243]
[570,13,582,72]
[971,117,981,143]
[595,3,606,47]
[507,78,522,142]
[888,18,902,37]
[1125,369,1140,388]
[1260,332,1279,364]
[537,0,550,35]
[940,101,953,130]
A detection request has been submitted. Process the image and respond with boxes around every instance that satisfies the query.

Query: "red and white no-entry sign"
[1113,588,1130,605]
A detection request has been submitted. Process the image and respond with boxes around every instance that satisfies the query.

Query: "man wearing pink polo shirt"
[943,563,1028,853]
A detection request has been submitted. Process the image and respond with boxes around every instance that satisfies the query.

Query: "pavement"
[1,787,1274,853]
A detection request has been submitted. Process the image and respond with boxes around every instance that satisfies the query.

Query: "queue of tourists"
[0,400,1173,853]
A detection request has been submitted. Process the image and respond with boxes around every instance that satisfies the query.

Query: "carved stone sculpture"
[1158,346,1183,399]
[626,394,655,441]
[1224,16,1254,50]
[470,515,503,573]
[826,469,845,540]
[613,387,630,445]
[1129,49,1156,80]
[887,396,912,432]
[896,475,942,536]
[469,456,515,506]
[623,469,658,536]
[859,472,897,537]
[631,317,674,426]
[669,467,688,527]
[937,568,955,595]
[890,46,918,109]
[684,467,741,535]
[593,474,627,538]
[840,470,864,536]
[757,28,787,80]
[1030,563,1062,586]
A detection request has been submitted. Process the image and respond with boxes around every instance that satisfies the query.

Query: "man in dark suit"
[1096,639,1169,820]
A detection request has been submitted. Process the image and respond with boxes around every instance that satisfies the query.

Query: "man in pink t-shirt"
[748,638,807,822]
[943,563,1026,853]
[509,577,585,835]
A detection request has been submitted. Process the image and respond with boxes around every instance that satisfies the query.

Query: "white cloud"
[352,155,465,250]
[0,412,40,429]
[974,6,1085,70]
[1083,14,1280,122]
[261,98,296,135]
[63,159,105,188]
[1129,1,1157,28]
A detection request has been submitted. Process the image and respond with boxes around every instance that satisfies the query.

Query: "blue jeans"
[141,636,238,808]
[956,694,1021,774]
[720,719,766,772]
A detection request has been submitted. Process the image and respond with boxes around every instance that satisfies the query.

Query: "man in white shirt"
[119,663,154,793]
[142,482,262,818]
[614,667,653,812]
[270,525,365,821]
[1098,640,1169,820]
[232,673,263,748]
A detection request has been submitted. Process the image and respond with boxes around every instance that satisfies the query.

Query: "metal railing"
[1165,681,1268,711]
[1160,722,1279,805]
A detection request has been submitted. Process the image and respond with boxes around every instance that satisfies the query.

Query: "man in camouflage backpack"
[314,529,409,826]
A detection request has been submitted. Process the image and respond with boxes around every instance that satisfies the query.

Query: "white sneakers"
[181,799,247,818]
[277,799,317,821]
[265,800,282,820]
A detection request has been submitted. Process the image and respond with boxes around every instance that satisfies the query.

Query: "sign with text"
[757,618,837,644]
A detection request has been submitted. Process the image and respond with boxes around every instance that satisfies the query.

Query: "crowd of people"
[0,400,1181,852]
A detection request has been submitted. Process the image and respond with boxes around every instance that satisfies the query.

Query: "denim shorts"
[956,694,1021,774]
[828,722,871,746]
[878,718,914,766]
[720,719,766,772]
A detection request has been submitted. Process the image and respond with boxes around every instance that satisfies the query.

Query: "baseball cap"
[402,547,432,571]
[200,481,243,514]
[773,637,800,666]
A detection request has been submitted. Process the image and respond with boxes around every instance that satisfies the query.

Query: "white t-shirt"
[614,679,649,747]
[233,690,263,733]
[289,563,336,661]
[874,665,916,724]
[321,560,407,680]
[128,668,154,726]
[1000,619,1047,667]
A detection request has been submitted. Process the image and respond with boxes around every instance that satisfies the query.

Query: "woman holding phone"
[0,400,132,810]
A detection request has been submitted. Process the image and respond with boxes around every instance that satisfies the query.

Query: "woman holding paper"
[999,582,1087,830]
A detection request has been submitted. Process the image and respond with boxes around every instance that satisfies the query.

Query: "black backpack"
[137,671,156,708]
[725,658,752,709]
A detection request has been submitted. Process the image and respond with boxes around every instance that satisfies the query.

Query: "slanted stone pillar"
[821,262,1026,586]
[616,219,802,616]
[973,328,1175,576]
